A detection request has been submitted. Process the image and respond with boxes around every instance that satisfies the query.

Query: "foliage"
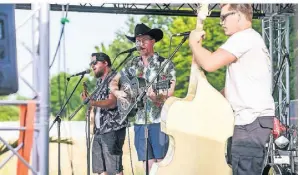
[94,14,296,101]
[97,15,297,101]
[0,96,19,121]
[0,105,19,121]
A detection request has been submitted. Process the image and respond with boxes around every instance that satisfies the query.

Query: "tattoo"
[109,77,120,92]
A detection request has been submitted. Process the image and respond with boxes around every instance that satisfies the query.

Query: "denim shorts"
[134,123,169,161]
[92,127,126,174]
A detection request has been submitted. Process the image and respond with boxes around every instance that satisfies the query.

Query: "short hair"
[220,4,253,22]
[91,52,112,67]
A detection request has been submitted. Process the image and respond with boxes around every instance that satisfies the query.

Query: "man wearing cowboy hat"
[110,23,176,172]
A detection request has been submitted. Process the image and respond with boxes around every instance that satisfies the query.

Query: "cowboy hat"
[125,23,163,43]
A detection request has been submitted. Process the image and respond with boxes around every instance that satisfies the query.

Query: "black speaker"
[0,4,18,95]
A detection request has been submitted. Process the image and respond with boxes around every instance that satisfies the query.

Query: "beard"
[95,69,104,78]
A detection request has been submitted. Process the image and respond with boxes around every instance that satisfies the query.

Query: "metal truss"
[262,15,291,126]
[15,3,296,18]
[0,3,50,175]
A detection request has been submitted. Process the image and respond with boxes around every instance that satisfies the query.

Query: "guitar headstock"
[196,4,210,30]
[83,81,89,97]
[83,81,88,91]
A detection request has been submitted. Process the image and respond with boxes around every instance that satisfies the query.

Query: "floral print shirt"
[120,53,176,124]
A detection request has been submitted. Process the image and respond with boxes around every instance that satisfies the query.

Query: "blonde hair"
[220,4,253,22]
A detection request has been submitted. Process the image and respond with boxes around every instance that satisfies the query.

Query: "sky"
[14,9,135,98]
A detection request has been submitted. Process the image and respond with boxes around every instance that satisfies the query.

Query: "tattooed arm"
[109,73,121,93]
[89,93,117,109]
[109,73,127,99]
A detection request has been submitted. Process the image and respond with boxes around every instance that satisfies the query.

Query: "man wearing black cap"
[110,23,176,172]
[82,52,127,175]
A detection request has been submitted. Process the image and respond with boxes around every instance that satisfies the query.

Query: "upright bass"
[150,4,234,175]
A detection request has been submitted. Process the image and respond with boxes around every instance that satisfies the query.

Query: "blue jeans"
[134,123,169,161]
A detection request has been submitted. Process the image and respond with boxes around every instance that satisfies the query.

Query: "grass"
[0,128,143,175]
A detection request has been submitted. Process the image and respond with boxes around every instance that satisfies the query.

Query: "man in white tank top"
[189,4,275,175]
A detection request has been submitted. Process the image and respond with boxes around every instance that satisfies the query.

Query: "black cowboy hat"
[125,23,163,43]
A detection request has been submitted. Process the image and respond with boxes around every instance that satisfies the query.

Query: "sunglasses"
[220,12,236,22]
[89,60,98,66]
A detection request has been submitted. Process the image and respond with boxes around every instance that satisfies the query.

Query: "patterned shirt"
[120,53,176,124]
[93,71,127,134]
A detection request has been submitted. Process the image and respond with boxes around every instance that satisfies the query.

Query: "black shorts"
[231,116,273,175]
[92,127,126,174]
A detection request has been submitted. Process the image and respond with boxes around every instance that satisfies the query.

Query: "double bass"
[150,4,234,175]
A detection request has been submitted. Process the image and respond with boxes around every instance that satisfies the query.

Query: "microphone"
[172,31,190,36]
[118,47,139,55]
[67,69,91,80]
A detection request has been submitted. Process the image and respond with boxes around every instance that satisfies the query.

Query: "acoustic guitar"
[150,4,235,175]
[118,75,171,120]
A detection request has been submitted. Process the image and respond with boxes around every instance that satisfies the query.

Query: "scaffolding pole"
[262,15,291,125]
[31,3,40,172]
[38,3,50,175]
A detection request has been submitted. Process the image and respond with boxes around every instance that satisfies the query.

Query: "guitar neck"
[192,5,205,68]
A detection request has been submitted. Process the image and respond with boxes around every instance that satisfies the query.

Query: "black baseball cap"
[91,52,111,67]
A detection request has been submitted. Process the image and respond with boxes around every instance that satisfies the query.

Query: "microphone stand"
[68,51,134,175]
[272,51,290,129]
[117,35,188,175]
[49,73,86,175]
[85,99,91,175]
[144,97,149,175]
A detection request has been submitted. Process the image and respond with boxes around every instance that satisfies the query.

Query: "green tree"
[97,15,231,98]
[95,16,138,70]
[0,95,24,121]
[0,105,19,121]
[139,15,230,97]
[96,14,297,102]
